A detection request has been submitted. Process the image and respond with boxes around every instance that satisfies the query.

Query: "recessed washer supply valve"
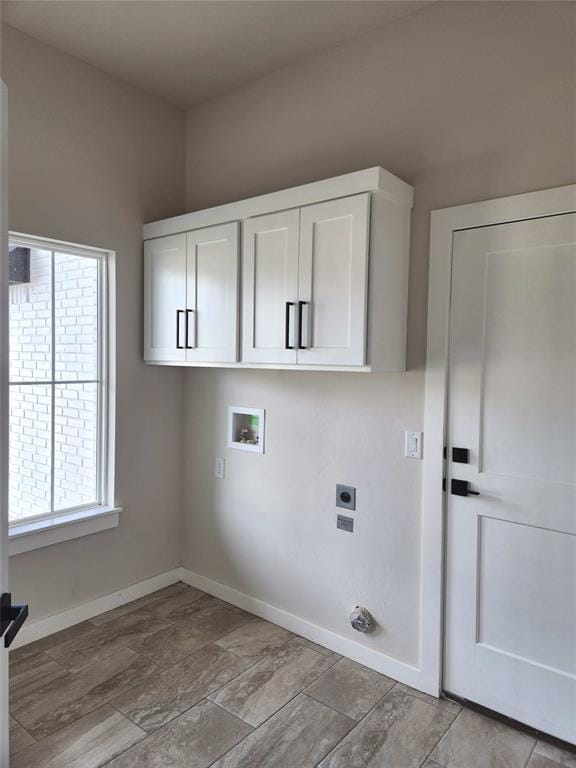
[350,606,374,633]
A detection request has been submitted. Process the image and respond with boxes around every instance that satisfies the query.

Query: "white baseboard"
[12,564,423,694]
[11,568,182,649]
[177,567,422,691]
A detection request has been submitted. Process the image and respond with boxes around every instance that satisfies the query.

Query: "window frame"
[7,232,116,533]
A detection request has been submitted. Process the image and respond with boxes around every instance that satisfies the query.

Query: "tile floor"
[8,582,576,767]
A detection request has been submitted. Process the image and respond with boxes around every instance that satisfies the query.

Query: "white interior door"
[186,223,239,363]
[0,79,10,768]
[144,234,187,362]
[444,213,576,744]
[297,193,369,366]
[242,209,299,364]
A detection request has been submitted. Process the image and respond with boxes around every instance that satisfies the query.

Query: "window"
[8,235,112,527]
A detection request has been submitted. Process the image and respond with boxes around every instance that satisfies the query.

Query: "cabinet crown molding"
[143,166,413,241]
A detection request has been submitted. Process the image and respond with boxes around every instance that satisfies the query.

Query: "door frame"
[420,183,576,697]
[0,79,10,767]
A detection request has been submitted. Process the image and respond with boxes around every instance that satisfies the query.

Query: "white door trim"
[420,183,576,697]
[0,78,9,768]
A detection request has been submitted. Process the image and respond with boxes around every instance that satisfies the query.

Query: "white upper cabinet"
[243,195,370,367]
[144,167,413,372]
[242,209,299,364]
[144,224,239,364]
[186,222,239,363]
[144,234,187,363]
[298,194,369,366]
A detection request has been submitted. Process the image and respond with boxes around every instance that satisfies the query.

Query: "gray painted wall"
[1,1,574,667]
[182,1,576,667]
[2,25,186,620]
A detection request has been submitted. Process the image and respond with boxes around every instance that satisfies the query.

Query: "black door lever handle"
[451,479,480,497]
[0,593,29,648]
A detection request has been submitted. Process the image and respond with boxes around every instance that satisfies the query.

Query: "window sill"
[9,506,122,556]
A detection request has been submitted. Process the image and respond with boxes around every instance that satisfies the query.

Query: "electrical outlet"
[404,431,423,459]
[336,485,356,510]
[215,457,225,479]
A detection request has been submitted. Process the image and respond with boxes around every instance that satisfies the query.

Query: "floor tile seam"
[107,696,152,733]
[207,671,338,733]
[45,639,149,673]
[198,610,258,643]
[310,682,457,768]
[425,706,464,763]
[132,630,235,668]
[21,698,110,743]
[208,635,342,707]
[7,710,37,743]
[302,663,405,723]
[21,653,163,740]
[338,679,399,725]
[10,603,309,764]
[106,650,264,732]
[90,700,175,768]
[89,652,163,721]
[415,744,449,768]
[398,686,463,716]
[43,646,71,665]
[524,742,572,768]
[102,696,228,768]
[122,640,180,669]
[299,691,357,726]
[20,648,70,674]
[206,643,351,735]
[159,638,264,674]
[17,702,148,768]
[87,585,207,627]
[216,632,296,661]
[11,639,329,742]
[203,694,352,768]
[121,604,256,663]
[88,587,210,635]
[97,724,151,768]
[524,740,539,768]
[225,689,358,768]
[200,697,259,768]
[308,684,402,767]
[248,644,344,706]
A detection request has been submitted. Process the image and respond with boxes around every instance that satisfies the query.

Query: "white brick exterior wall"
[9,248,100,522]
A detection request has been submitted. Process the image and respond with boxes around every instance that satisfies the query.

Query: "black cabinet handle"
[298,301,307,349]
[0,593,28,649]
[185,309,195,349]
[451,479,480,497]
[285,302,294,350]
[176,310,184,349]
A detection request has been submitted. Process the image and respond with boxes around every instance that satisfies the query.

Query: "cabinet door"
[144,234,187,362]
[185,222,239,363]
[242,209,300,364]
[298,194,370,366]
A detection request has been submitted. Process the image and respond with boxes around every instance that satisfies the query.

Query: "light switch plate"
[404,431,423,459]
[215,457,225,479]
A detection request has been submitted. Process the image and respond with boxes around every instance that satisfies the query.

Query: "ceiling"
[1,1,429,109]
